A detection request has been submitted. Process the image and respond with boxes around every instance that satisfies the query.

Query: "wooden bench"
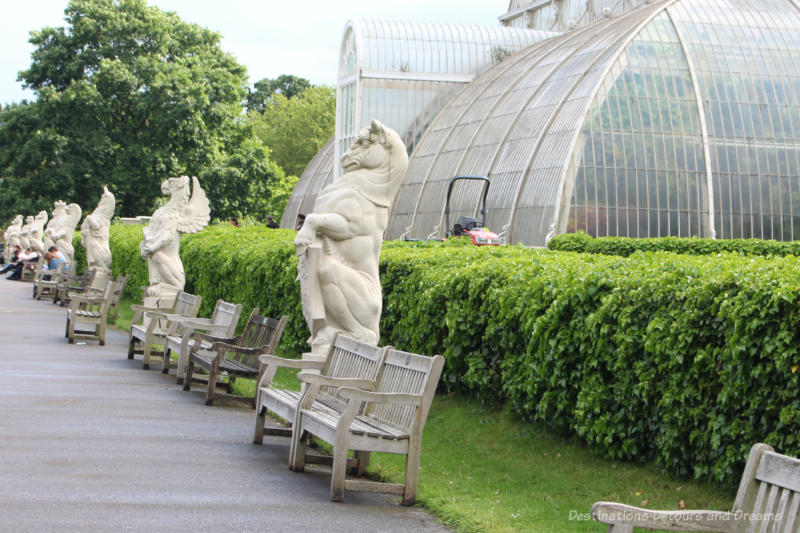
[159,299,243,380]
[127,291,202,369]
[54,269,106,307]
[254,334,388,451]
[182,312,287,406]
[592,443,800,532]
[20,255,44,282]
[290,347,444,505]
[32,262,66,300]
[65,281,113,345]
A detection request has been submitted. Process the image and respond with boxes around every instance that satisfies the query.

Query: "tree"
[0,0,280,223]
[246,74,311,113]
[247,85,335,178]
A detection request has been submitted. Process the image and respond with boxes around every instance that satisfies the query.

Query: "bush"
[548,232,800,257]
[104,224,800,485]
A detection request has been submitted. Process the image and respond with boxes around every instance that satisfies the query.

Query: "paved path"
[0,279,447,532]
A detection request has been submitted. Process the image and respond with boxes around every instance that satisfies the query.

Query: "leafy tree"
[247,85,335,178]
[0,0,280,223]
[246,74,311,113]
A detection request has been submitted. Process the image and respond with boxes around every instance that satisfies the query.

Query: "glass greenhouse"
[386,0,800,245]
[281,19,555,227]
[285,0,800,246]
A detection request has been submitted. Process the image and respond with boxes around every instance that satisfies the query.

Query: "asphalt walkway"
[0,279,447,532]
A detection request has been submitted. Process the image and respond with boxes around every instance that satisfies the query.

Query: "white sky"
[0,0,508,105]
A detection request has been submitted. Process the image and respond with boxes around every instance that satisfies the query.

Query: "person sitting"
[266,215,279,229]
[42,246,68,272]
[0,245,22,274]
[295,213,305,230]
[5,248,40,280]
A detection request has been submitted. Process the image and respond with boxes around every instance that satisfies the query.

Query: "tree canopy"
[247,85,335,178]
[0,0,282,223]
[246,74,311,113]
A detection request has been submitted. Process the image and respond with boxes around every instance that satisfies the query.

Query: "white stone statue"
[141,176,210,298]
[51,203,82,265]
[44,200,67,250]
[81,186,115,276]
[28,211,48,255]
[3,215,23,261]
[19,215,34,251]
[294,119,408,356]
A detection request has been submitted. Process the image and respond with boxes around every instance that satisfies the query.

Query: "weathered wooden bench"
[290,347,444,505]
[127,291,202,369]
[159,299,243,380]
[54,268,107,307]
[65,280,113,345]
[254,334,388,452]
[592,443,800,532]
[32,262,66,300]
[20,255,45,282]
[182,312,288,406]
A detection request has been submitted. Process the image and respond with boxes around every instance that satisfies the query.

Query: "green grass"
[367,394,734,532]
[112,298,733,532]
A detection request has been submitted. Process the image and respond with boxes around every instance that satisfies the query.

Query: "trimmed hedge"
[548,232,800,257]
[104,223,800,485]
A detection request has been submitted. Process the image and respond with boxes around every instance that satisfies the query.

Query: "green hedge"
[548,232,800,257]
[103,223,800,485]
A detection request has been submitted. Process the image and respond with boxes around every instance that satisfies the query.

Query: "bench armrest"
[189,332,239,345]
[336,387,422,406]
[260,356,324,370]
[296,372,375,391]
[175,317,214,329]
[590,502,735,532]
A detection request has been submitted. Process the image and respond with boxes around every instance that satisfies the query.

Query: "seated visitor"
[266,215,279,229]
[5,248,40,280]
[0,245,22,274]
[42,246,68,272]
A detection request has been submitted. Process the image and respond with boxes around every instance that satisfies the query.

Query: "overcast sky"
[0,0,508,105]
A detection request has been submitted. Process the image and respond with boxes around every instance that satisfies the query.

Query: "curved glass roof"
[279,137,335,229]
[385,0,800,245]
[335,19,557,176]
[501,0,654,33]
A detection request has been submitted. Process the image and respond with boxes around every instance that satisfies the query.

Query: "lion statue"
[81,186,115,275]
[141,176,210,298]
[294,119,408,355]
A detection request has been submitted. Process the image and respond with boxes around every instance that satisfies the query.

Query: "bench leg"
[402,445,421,506]
[98,322,106,346]
[253,407,266,444]
[142,342,151,370]
[127,337,135,359]
[182,360,193,391]
[330,434,350,502]
[205,366,217,406]
[162,347,172,374]
[353,451,370,477]
[289,428,307,472]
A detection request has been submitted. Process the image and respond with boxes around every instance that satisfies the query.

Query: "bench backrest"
[364,349,444,435]
[319,334,388,399]
[732,443,800,532]
[233,312,288,369]
[174,292,202,318]
[209,299,243,337]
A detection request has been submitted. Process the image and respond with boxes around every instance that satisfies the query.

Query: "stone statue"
[19,215,34,251]
[81,186,115,276]
[141,176,210,298]
[3,215,23,261]
[294,119,408,356]
[44,201,67,250]
[51,203,82,265]
[28,211,48,255]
